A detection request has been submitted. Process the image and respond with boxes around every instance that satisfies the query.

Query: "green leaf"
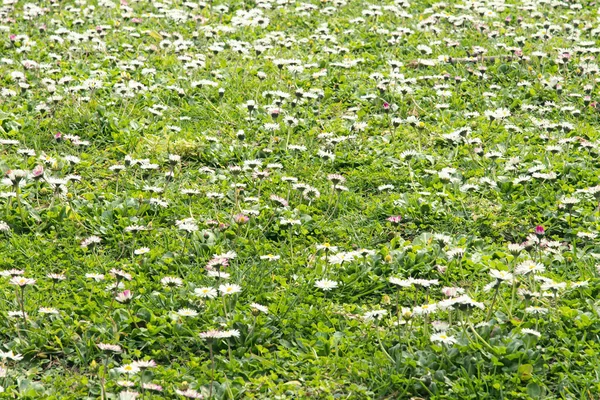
[518,364,533,381]
[527,382,541,398]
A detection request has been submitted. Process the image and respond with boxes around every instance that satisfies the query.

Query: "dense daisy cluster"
[1,0,600,397]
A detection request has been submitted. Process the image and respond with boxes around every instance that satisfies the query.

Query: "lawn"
[1,0,600,398]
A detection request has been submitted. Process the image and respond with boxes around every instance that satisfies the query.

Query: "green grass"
[1,0,600,398]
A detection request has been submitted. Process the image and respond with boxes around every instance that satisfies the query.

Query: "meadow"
[1,0,600,398]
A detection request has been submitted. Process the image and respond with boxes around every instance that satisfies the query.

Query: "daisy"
[389,277,414,287]
[39,307,59,315]
[81,236,102,248]
[363,310,388,321]
[0,269,24,277]
[194,287,218,299]
[0,350,23,361]
[115,364,140,375]
[431,321,450,332]
[207,271,231,279]
[219,284,242,296]
[175,389,203,398]
[316,243,338,252]
[199,330,223,339]
[116,290,133,303]
[142,383,163,391]
[525,306,548,315]
[98,343,122,352]
[315,279,339,291]
[250,303,269,314]
[454,295,485,310]
[177,308,198,317]
[413,303,438,315]
[9,277,36,286]
[387,215,402,223]
[85,273,105,281]
[489,269,514,281]
[110,269,133,281]
[328,252,355,264]
[515,261,545,275]
[441,287,464,297]
[47,273,66,281]
[521,328,541,337]
[430,332,457,345]
[131,360,157,368]
[161,276,183,287]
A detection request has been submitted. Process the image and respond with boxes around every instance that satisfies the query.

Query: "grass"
[1,0,600,398]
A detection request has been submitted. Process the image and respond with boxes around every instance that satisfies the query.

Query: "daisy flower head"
[81,235,102,248]
[315,279,339,291]
[525,306,549,315]
[387,215,402,224]
[9,276,36,286]
[534,225,545,237]
[131,360,157,368]
[161,276,183,287]
[521,328,541,338]
[110,268,133,281]
[119,391,140,400]
[207,271,230,279]
[199,330,223,340]
[431,321,450,332]
[176,308,198,317]
[441,287,465,297]
[389,277,414,287]
[8,311,28,319]
[116,290,133,303]
[489,269,514,281]
[47,273,66,281]
[430,332,457,345]
[175,389,203,398]
[134,247,150,255]
[260,254,280,261]
[218,283,242,296]
[327,173,346,185]
[86,273,105,281]
[413,303,438,315]
[250,303,269,314]
[142,383,163,391]
[194,287,218,299]
[451,295,485,311]
[98,343,122,352]
[363,309,388,321]
[39,307,59,315]
[0,269,24,277]
[0,350,24,361]
[115,364,140,375]
[515,260,545,275]
[316,243,338,252]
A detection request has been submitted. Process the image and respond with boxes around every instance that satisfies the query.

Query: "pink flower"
[387,215,402,224]
[31,165,44,180]
[234,214,249,224]
[534,225,545,237]
[116,290,133,303]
